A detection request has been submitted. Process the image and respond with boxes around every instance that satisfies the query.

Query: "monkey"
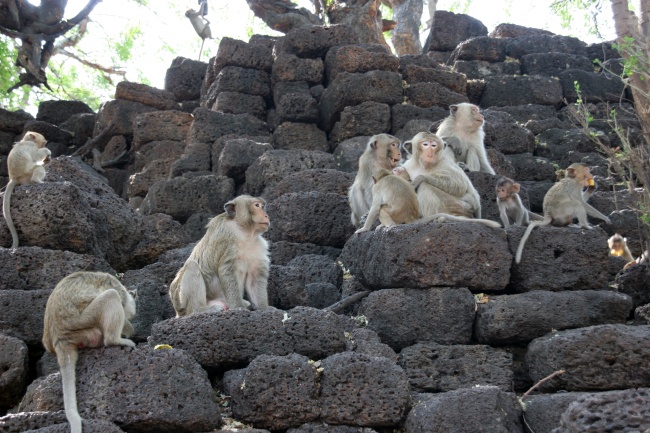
[2,131,50,249]
[515,163,612,264]
[185,8,212,61]
[355,169,421,233]
[400,132,499,228]
[496,177,543,228]
[608,233,634,262]
[169,195,271,316]
[42,271,136,433]
[392,166,411,181]
[435,103,496,175]
[624,249,650,269]
[348,134,402,228]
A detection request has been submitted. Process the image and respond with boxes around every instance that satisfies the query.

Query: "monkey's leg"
[465,150,481,172]
[31,165,46,183]
[356,203,381,233]
[378,208,397,227]
[80,289,135,347]
[574,206,592,229]
[245,272,269,310]
[583,202,611,224]
[499,207,510,228]
[179,259,213,315]
[55,344,82,433]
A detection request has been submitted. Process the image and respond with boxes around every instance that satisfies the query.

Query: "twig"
[519,369,566,405]
[323,291,370,313]
[72,121,117,158]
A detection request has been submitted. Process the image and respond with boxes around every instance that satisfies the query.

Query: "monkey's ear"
[369,138,378,150]
[24,132,35,140]
[513,183,521,193]
[450,105,459,114]
[224,201,237,218]
[403,140,413,155]
[128,290,137,299]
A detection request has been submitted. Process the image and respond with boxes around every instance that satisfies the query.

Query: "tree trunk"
[611,0,650,147]
[389,0,423,55]
[327,0,390,51]
[245,0,322,34]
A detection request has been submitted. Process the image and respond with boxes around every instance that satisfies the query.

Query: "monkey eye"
[422,141,433,147]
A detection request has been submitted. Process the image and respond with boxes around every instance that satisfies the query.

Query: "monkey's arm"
[497,201,510,228]
[582,201,611,224]
[356,203,381,233]
[513,195,528,225]
[217,258,249,309]
[413,173,466,197]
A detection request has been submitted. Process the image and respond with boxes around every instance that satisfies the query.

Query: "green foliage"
[549,0,608,38]
[447,0,473,14]
[113,25,143,63]
[0,36,31,110]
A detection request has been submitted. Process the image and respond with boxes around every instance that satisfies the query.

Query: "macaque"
[624,249,649,269]
[496,177,542,228]
[3,131,50,248]
[355,169,421,233]
[608,234,634,262]
[436,103,495,175]
[170,195,271,316]
[348,134,402,228]
[42,272,136,433]
[515,163,611,264]
[185,8,212,60]
[403,132,479,219]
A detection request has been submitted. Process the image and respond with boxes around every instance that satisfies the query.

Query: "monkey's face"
[417,137,441,166]
[567,164,593,187]
[250,200,270,233]
[469,104,484,127]
[385,141,401,168]
[608,235,625,255]
[496,185,510,200]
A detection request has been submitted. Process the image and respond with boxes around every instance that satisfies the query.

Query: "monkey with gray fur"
[42,272,136,433]
[436,103,495,175]
[400,132,499,228]
[170,195,271,316]
[185,8,212,60]
[348,134,402,228]
[3,131,50,248]
[496,177,543,228]
[515,163,611,264]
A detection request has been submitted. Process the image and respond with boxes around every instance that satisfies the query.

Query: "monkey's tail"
[515,219,550,264]
[418,213,501,228]
[198,38,205,61]
[2,180,19,248]
[55,343,83,433]
[528,211,544,221]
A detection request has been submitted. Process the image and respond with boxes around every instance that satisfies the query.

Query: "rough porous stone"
[406,82,469,108]
[164,56,208,101]
[324,44,398,84]
[140,174,235,223]
[265,192,354,248]
[93,99,157,137]
[269,241,342,266]
[402,64,467,94]
[398,343,513,392]
[320,352,409,427]
[332,136,370,172]
[559,69,626,103]
[475,290,633,345]
[150,307,350,369]
[36,100,94,126]
[526,324,650,391]
[273,54,324,85]
[507,153,557,182]
[0,108,34,133]
[245,150,335,196]
[0,334,28,411]
[276,94,320,123]
[262,169,353,202]
[551,388,650,433]
[187,108,271,144]
[520,53,594,76]
[358,288,475,351]
[505,35,587,59]
[615,262,650,308]
[272,122,328,152]
[391,104,447,134]
[223,354,320,430]
[0,413,125,433]
[287,254,343,288]
[115,81,178,110]
[424,10,488,52]
[18,347,221,432]
[405,386,523,433]
[450,36,508,63]
[279,24,360,59]
[340,223,510,291]
[288,423,378,433]
[452,60,520,79]
[132,110,192,150]
[329,102,391,145]
[521,392,590,433]
[507,225,610,292]
[216,139,273,184]
[481,75,564,108]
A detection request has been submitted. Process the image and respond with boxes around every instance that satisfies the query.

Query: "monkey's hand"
[355,227,369,234]
[412,175,425,189]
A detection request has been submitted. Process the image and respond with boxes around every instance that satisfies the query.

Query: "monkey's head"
[368,134,401,169]
[23,131,47,148]
[372,168,393,184]
[392,166,411,181]
[225,195,270,234]
[185,9,197,17]
[495,177,519,200]
[406,132,445,167]
[608,234,627,255]
[450,103,484,129]
[566,163,593,188]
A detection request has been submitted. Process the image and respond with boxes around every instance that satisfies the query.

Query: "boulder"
[164,56,208,101]
[114,81,178,110]
[0,334,28,411]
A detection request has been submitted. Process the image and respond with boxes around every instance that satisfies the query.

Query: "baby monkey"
[355,168,420,233]
[608,233,634,262]
[42,271,136,433]
[495,177,541,228]
[3,131,50,248]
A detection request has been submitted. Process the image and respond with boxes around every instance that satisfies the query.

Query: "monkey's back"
[7,142,39,180]
[43,272,129,351]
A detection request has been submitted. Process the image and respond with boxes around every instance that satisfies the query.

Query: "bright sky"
[57,0,617,98]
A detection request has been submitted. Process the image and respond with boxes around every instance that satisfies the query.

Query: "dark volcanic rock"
[424,10,488,52]
[150,307,349,369]
[340,223,510,291]
[0,334,28,411]
[36,100,94,126]
[262,169,353,202]
[551,388,650,433]
[115,81,179,111]
[521,392,590,433]
[320,352,409,426]
[358,288,475,351]
[164,56,208,101]
[615,262,650,308]
[18,347,221,432]
[507,225,610,292]
[405,386,523,433]
[526,324,650,391]
[279,24,360,59]
[481,75,564,108]
[398,342,513,392]
[224,354,320,430]
[475,290,633,345]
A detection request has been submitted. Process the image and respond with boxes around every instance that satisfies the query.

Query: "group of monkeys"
[1,102,645,433]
